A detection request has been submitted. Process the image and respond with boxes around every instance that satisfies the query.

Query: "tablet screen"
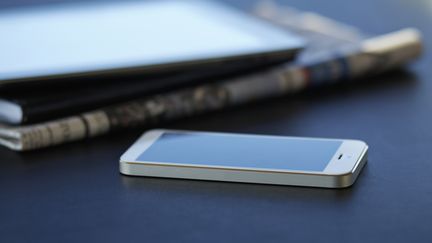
[0,0,303,82]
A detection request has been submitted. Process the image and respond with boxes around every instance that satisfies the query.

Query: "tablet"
[0,0,304,85]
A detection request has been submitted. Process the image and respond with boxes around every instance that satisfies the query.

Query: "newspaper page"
[0,1,422,151]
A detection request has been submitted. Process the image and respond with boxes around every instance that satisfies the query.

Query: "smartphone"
[120,129,368,188]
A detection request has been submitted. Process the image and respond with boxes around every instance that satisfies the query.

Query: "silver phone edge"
[119,145,368,188]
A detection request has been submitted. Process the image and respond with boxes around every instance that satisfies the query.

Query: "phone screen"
[136,132,342,172]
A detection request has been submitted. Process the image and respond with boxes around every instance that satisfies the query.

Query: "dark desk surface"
[1,0,432,242]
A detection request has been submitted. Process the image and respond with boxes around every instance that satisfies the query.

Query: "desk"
[1,0,432,242]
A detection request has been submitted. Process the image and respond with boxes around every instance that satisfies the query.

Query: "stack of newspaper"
[0,0,422,151]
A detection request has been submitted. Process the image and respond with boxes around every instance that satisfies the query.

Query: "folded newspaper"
[0,1,423,151]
